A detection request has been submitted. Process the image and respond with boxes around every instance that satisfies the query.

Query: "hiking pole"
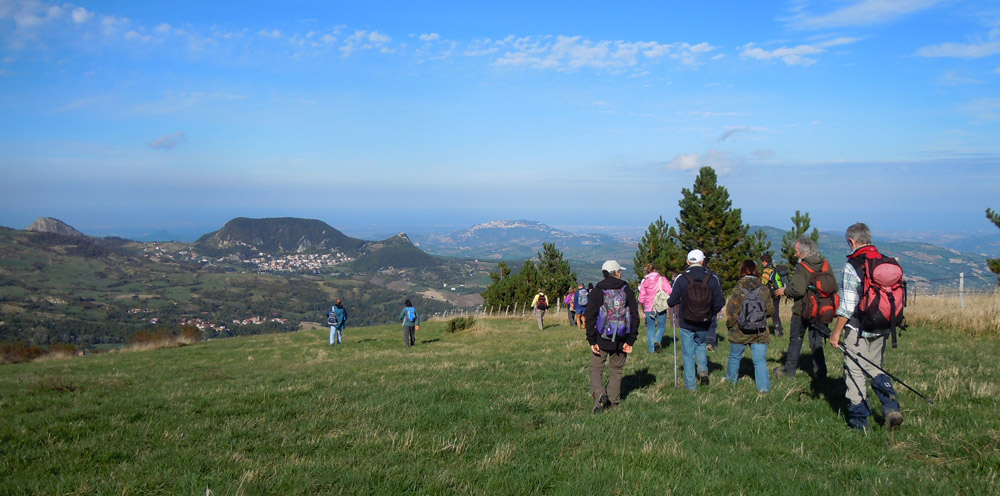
[813,325,934,405]
[672,307,678,388]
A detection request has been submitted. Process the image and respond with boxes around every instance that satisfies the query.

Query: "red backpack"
[853,256,906,348]
[800,260,840,324]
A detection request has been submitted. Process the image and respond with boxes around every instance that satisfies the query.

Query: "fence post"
[505,305,510,318]
[960,272,965,309]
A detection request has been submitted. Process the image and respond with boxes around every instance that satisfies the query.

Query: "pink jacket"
[638,271,672,313]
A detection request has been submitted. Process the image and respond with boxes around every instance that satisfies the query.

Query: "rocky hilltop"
[26,217,86,237]
[196,217,366,257]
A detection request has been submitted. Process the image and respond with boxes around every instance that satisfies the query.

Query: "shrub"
[447,316,475,333]
[178,325,204,345]
[1,342,47,364]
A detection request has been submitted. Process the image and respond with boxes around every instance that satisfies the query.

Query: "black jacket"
[667,265,726,330]
[585,276,640,351]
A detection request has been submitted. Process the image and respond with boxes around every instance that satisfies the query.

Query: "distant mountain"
[413,220,628,262]
[196,217,366,258]
[26,217,86,237]
[351,233,441,272]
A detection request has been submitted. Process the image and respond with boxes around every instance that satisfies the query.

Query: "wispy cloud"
[917,29,1000,59]
[960,98,1000,121]
[741,37,861,66]
[665,150,740,175]
[341,29,393,56]
[717,127,754,142]
[784,0,945,30]
[148,131,187,150]
[490,35,717,72]
[937,70,984,86]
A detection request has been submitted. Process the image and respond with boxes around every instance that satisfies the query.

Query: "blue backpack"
[596,287,631,342]
[405,307,416,322]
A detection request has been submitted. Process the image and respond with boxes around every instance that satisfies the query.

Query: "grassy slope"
[1,317,998,495]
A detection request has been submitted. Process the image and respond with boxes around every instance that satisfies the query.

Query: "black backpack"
[536,294,548,310]
[681,272,714,323]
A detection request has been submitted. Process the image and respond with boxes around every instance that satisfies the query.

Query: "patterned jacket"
[724,275,774,345]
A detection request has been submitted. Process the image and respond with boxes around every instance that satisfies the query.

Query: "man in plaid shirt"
[829,223,903,431]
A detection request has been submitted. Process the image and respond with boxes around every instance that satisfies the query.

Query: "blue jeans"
[646,311,667,353]
[330,326,342,344]
[680,327,709,390]
[726,342,770,392]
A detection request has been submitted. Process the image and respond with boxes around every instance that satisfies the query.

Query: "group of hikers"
[326,222,906,431]
[571,222,908,431]
[326,298,421,347]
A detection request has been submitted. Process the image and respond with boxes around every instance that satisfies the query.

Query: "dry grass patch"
[906,293,1000,336]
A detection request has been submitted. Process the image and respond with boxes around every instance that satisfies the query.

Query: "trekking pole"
[813,325,934,405]
[672,307,678,388]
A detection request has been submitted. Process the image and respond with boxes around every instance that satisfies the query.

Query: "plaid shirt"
[836,262,861,319]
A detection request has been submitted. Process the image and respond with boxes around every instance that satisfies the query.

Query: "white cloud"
[917,30,1000,59]
[665,150,740,175]
[741,43,822,66]
[71,7,92,24]
[491,35,717,72]
[154,23,171,35]
[786,0,945,30]
[341,29,393,56]
[420,33,440,42]
[100,15,131,36]
[961,97,1000,121]
[258,29,282,38]
[125,30,152,43]
[938,71,984,86]
[148,131,187,150]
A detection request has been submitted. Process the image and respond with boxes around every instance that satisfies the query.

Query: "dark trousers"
[404,326,415,347]
[783,316,827,377]
[771,296,783,332]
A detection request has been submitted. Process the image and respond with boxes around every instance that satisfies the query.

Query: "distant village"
[127,309,290,332]
[141,243,353,273]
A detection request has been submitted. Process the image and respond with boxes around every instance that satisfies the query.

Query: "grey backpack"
[736,286,767,332]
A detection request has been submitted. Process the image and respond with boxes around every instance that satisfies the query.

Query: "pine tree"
[675,166,761,290]
[536,242,577,300]
[482,262,517,308]
[781,210,820,269]
[632,216,685,287]
[988,208,1000,282]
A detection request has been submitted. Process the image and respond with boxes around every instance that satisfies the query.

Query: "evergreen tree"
[482,262,516,308]
[514,259,541,306]
[536,242,577,300]
[781,210,820,269]
[675,166,762,290]
[988,208,1000,282]
[632,216,685,287]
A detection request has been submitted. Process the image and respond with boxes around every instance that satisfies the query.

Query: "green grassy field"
[2,317,998,495]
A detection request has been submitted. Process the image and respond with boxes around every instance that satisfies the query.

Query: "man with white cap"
[584,260,640,413]
[667,249,726,390]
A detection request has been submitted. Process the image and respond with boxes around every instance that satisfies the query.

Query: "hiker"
[638,263,672,353]
[575,283,591,330]
[774,238,837,379]
[327,298,348,346]
[564,288,577,325]
[724,260,774,392]
[585,260,640,414]
[829,222,904,430]
[667,250,725,390]
[399,299,420,347]
[531,288,550,331]
[760,252,785,336]
[703,259,721,352]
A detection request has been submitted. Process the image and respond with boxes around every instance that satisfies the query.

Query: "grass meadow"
[2,305,1000,495]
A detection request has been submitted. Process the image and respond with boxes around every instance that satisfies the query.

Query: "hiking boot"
[599,394,611,408]
[885,411,904,431]
[654,343,663,353]
[773,366,794,379]
[699,372,709,386]
[592,404,604,415]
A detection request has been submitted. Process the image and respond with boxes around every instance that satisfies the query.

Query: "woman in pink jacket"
[638,263,672,353]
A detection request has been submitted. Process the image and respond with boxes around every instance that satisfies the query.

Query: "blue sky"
[1,0,999,236]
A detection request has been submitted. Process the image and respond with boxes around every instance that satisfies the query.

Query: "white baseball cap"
[686,249,705,264]
[602,260,626,272]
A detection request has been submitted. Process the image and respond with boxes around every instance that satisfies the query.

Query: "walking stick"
[814,324,934,405]
[672,307,678,388]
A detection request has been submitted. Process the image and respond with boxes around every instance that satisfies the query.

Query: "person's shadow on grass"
[621,367,656,401]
